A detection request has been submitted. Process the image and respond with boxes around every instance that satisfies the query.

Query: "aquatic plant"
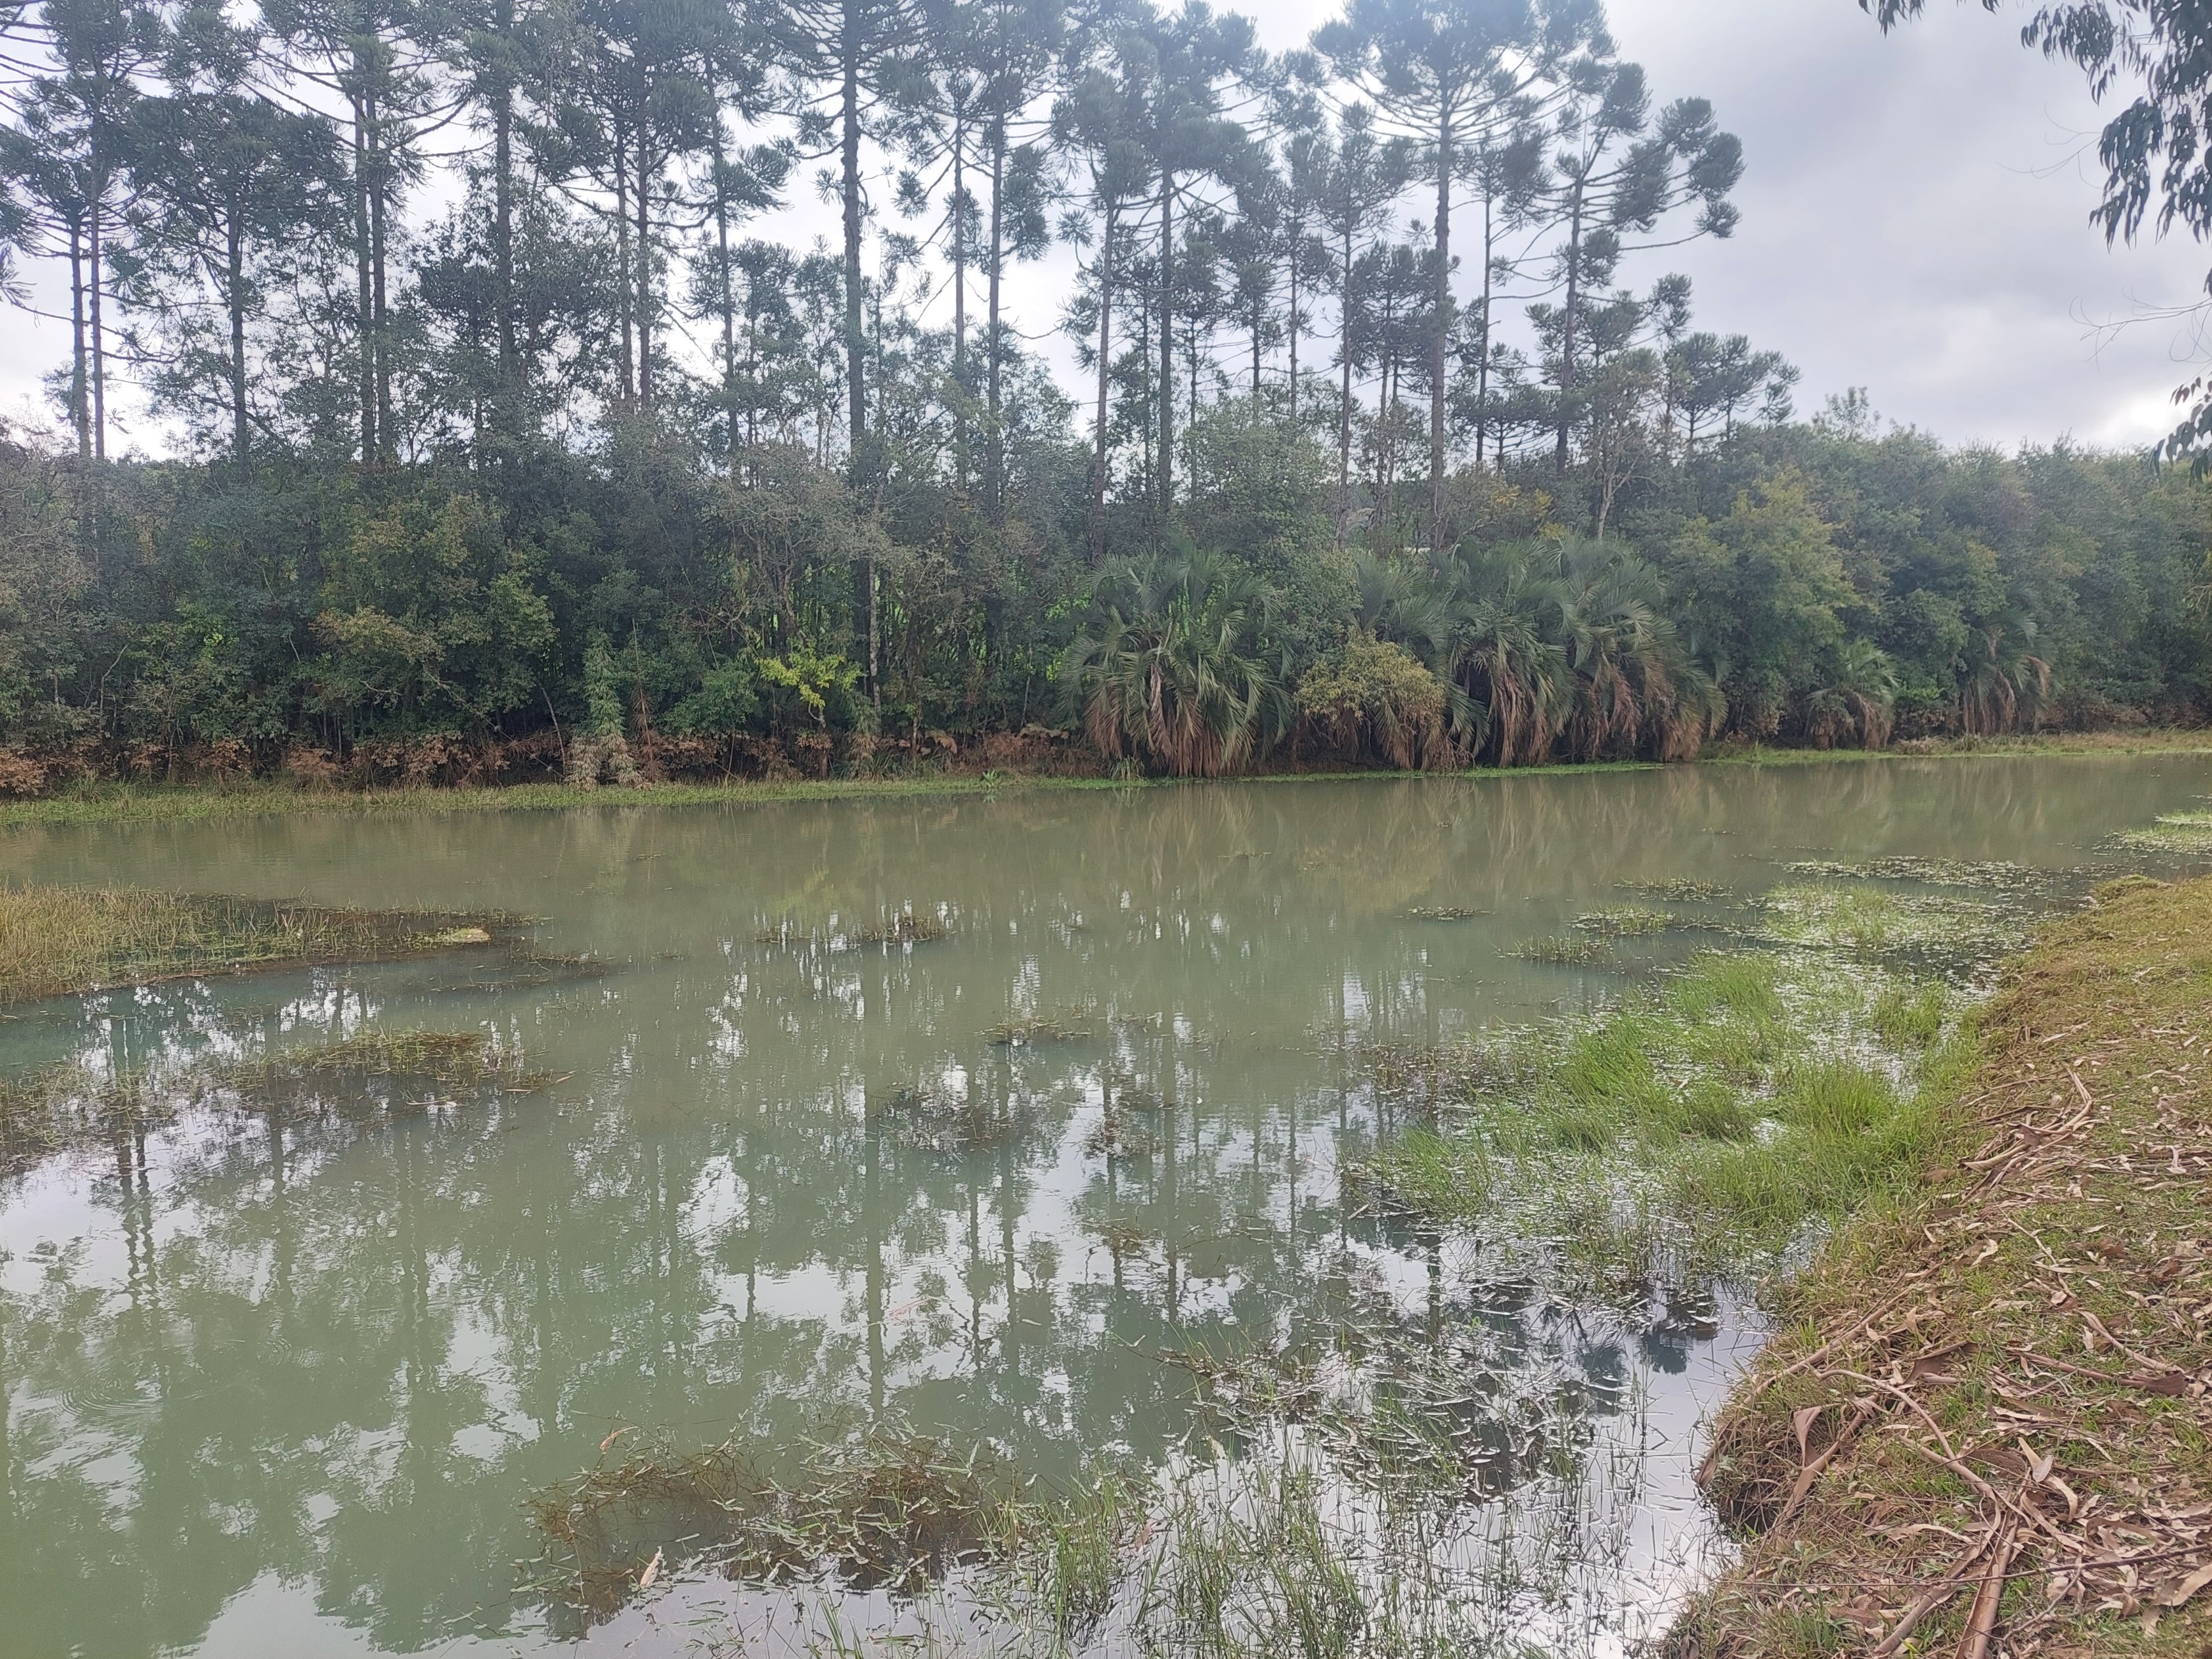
[0,883,508,1004]
[0,1028,549,1176]
[2109,808,2212,855]
[1508,934,1619,966]
[1358,950,1969,1292]
[1572,905,1675,936]
[1619,878,1728,901]
[887,1079,1047,1153]
[529,1425,1031,1630]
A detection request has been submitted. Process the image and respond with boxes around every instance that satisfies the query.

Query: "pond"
[1,755,2206,1658]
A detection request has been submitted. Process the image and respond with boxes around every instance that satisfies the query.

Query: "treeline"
[0,0,2206,788]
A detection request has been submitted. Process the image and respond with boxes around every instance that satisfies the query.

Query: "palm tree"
[1954,617,2052,737]
[1547,538,1724,762]
[1060,545,1290,776]
[1804,638,1898,750]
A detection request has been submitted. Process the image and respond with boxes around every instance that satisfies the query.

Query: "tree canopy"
[0,0,2199,787]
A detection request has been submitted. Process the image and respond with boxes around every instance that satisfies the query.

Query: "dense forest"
[0,0,2207,788]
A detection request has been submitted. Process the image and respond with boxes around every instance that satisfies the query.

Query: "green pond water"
[1,755,2208,1658]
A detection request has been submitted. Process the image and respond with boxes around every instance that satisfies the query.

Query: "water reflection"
[0,756,2205,1657]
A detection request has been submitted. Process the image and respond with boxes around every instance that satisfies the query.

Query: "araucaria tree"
[0,0,2199,785]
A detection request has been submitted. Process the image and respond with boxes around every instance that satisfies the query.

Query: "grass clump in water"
[0,883,506,1004]
[0,1028,545,1176]
[985,1012,1101,1047]
[529,1424,1033,1631]
[1360,949,1968,1289]
[2108,807,2212,855]
[213,1029,543,1096]
[1573,905,1674,936]
[1508,934,1618,967]
[888,1079,1046,1153]
[1620,878,1729,901]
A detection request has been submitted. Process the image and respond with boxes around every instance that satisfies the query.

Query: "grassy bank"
[0,728,2204,829]
[1674,876,2212,1659]
[0,882,505,1003]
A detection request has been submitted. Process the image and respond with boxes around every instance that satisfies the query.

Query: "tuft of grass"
[1574,904,1676,936]
[1507,933,1619,967]
[1620,877,1729,901]
[886,1080,1047,1153]
[0,882,506,1004]
[211,1029,540,1095]
[528,1424,1031,1630]
[1755,881,2028,965]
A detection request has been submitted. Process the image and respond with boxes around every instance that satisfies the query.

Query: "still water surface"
[1,756,2207,1658]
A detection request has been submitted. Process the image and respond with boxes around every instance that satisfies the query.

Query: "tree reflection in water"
[0,756,2204,1657]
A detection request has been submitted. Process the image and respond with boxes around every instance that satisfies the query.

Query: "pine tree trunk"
[369,87,392,464]
[228,218,250,482]
[986,135,1005,521]
[841,4,867,476]
[1429,105,1451,553]
[1337,226,1353,542]
[952,114,967,485]
[1157,171,1173,515]
[1089,202,1116,563]
[66,219,89,465]
[636,122,654,408]
[353,92,375,463]
[1475,186,1494,468]
[711,84,737,469]
[494,15,517,425]
[614,136,634,401]
[89,202,106,461]
[1555,182,1584,473]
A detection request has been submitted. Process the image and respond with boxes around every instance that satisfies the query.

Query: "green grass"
[1359,948,1970,1290]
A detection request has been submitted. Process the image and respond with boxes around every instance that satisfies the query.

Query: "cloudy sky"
[4,0,2206,453]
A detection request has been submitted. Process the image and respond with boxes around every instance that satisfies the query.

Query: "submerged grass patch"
[0,881,506,1004]
[1574,904,1676,936]
[1753,881,2029,968]
[527,1424,1036,1633]
[530,1322,1656,1654]
[1359,947,1970,1294]
[1508,934,1621,967]
[210,1028,544,1096]
[2109,807,2212,855]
